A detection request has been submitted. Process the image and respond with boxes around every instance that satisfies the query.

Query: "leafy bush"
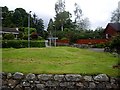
[92,44,105,48]
[23,35,28,40]
[30,32,38,40]
[3,33,15,40]
[2,40,45,48]
[108,34,120,54]
[38,36,44,40]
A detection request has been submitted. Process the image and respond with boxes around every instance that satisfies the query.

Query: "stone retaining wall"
[1,72,120,90]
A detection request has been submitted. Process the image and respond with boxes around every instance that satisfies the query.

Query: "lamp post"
[53,25,56,47]
[28,11,31,48]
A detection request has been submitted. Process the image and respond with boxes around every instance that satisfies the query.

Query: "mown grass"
[2,47,119,76]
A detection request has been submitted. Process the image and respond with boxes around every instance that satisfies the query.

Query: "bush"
[38,36,43,40]
[109,34,120,54]
[92,44,105,48]
[30,32,38,40]
[2,40,45,48]
[3,33,15,40]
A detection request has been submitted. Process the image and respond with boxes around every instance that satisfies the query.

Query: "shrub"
[109,34,120,54]
[18,32,24,39]
[92,44,105,48]
[2,40,45,48]
[3,33,15,40]
[30,32,38,40]
[23,35,28,40]
[38,36,43,40]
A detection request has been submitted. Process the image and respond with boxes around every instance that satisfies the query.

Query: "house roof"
[2,27,19,34]
[106,23,120,32]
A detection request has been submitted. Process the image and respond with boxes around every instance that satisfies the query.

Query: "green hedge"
[2,40,45,48]
[92,43,105,48]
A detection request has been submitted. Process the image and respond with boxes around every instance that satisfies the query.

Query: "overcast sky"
[1,0,120,30]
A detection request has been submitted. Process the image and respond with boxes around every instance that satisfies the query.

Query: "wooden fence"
[56,39,109,45]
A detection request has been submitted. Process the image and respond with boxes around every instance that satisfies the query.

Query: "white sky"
[1,0,120,30]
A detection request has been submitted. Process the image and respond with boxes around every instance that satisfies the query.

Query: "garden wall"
[1,72,120,90]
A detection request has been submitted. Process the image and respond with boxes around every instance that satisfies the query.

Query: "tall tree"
[111,8,120,23]
[36,18,44,35]
[74,3,82,23]
[2,6,14,27]
[12,8,28,27]
[55,0,65,14]
[54,11,72,31]
[74,3,90,30]
[47,18,54,33]
[32,13,37,28]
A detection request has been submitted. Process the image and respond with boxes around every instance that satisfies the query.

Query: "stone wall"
[1,72,120,90]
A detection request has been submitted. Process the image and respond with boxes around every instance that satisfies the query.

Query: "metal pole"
[28,11,31,48]
[55,26,56,47]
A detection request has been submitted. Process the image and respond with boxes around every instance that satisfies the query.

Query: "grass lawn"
[2,47,119,76]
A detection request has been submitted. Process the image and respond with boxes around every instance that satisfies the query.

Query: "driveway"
[88,48,104,52]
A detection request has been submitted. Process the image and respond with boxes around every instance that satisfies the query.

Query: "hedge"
[2,40,45,48]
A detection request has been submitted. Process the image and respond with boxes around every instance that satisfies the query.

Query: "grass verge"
[2,47,119,76]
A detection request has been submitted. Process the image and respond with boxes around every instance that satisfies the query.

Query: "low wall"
[1,72,120,90]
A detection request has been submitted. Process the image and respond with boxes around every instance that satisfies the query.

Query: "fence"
[56,39,109,45]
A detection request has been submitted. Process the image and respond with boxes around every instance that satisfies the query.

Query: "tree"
[47,18,54,33]
[12,8,28,27]
[74,3,82,23]
[55,0,72,31]
[94,27,104,39]
[36,18,44,35]
[54,11,72,31]
[111,8,120,23]
[32,13,38,28]
[74,3,90,30]
[2,6,15,27]
[55,0,65,14]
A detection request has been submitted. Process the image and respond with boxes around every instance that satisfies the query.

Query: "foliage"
[2,40,45,48]
[55,0,65,14]
[3,33,15,40]
[23,35,28,40]
[54,11,72,31]
[54,28,105,44]
[74,3,90,30]
[110,8,120,23]
[109,34,120,54]
[35,18,44,35]
[30,32,38,40]
[2,6,45,39]
[2,47,118,76]
[12,8,28,27]
[18,32,24,40]
[2,6,15,27]
[94,27,105,39]
[38,36,44,40]
[47,19,54,33]
[92,44,105,48]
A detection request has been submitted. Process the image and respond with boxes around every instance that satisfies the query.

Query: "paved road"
[88,48,104,52]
